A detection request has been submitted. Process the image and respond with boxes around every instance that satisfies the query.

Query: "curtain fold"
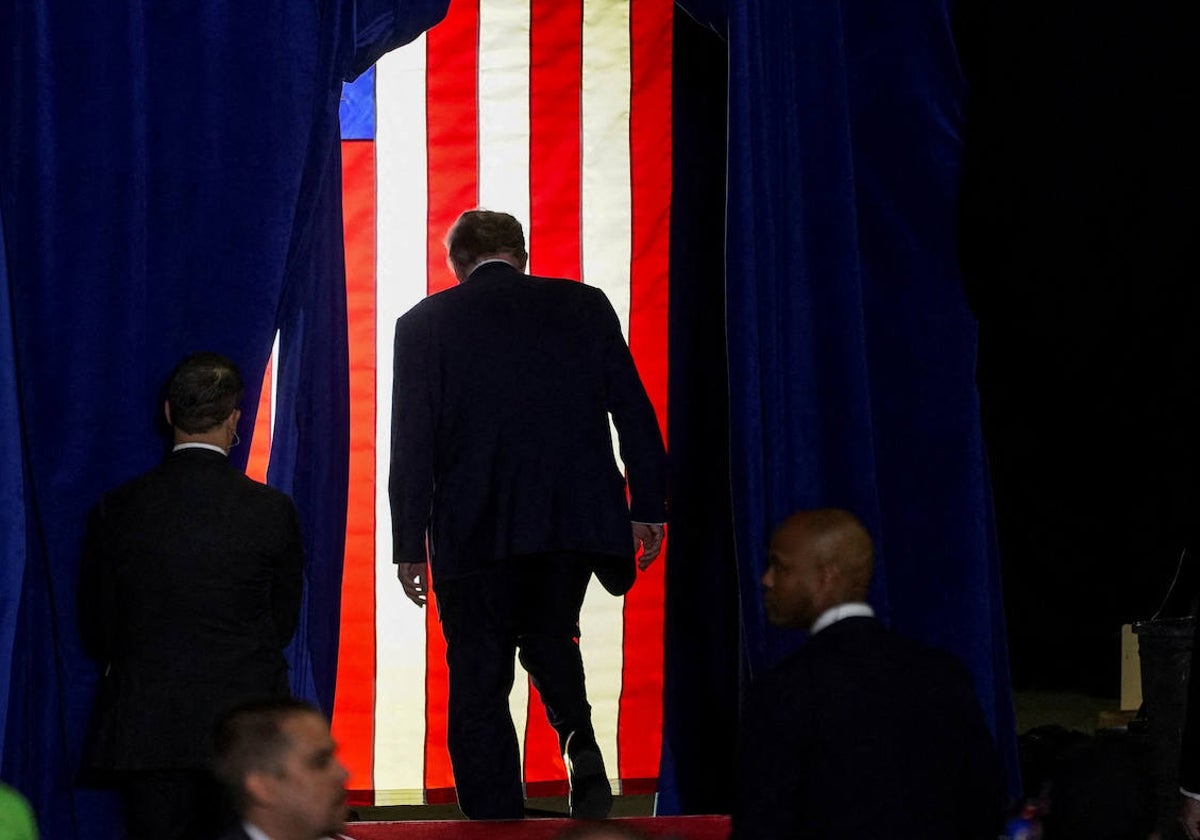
[0,1,446,837]
[0,189,27,777]
[673,0,1019,804]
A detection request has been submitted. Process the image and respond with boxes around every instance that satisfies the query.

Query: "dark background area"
[958,0,1197,695]
[665,9,738,816]
[670,0,1197,732]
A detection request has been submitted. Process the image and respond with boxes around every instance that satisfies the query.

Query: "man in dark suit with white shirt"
[731,508,1003,839]
[389,209,668,820]
[80,352,304,840]
[213,698,348,840]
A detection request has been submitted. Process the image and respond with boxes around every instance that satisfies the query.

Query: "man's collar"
[465,257,522,279]
[810,602,874,635]
[242,822,271,840]
[172,442,227,456]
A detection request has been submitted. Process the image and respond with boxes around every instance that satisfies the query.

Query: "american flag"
[247,0,672,805]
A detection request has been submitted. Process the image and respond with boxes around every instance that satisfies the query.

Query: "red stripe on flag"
[246,364,273,484]
[427,0,481,297]
[333,140,379,797]
[424,0,481,794]
[521,0,586,787]
[529,0,583,282]
[620,0,672,783]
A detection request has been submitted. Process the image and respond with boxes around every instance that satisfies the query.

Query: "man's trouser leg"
[514,552,611,818]
[435,567,525,820]
[514,553,595,751]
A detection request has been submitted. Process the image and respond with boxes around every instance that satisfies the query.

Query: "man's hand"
[1182,794,1200,840]
[397,562,429,607]
[632,523,665,570]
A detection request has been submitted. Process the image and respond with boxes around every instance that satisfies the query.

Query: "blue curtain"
[0,189,26,777]
[667,0,1019,806]
[0,2,446,838]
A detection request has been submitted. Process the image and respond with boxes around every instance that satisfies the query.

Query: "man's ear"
[244,770,275,808]
[163,400,173,426]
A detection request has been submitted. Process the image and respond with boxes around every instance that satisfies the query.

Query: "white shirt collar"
[810,602,875,635]
[467,257,520,276]
[172,442,227,456]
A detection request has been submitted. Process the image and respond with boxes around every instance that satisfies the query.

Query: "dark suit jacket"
[389,261,667,582]
[214,824,252,840]
[79,447,304,771]
[732,617,1003,840]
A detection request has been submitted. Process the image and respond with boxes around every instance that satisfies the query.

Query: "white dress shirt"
[810,602,875,636]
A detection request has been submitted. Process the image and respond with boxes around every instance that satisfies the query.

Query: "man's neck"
[464,255,522,277]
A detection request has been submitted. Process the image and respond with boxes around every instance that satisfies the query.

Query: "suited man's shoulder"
[818,617,974,676]
[398,285,458,321]
[213,823,252,840]
[106,451,296,514]
[229,469,301,515]
[395,270,611,327]
[761,618,974,692]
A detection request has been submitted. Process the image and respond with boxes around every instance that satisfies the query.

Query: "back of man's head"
[213,698,348,840]
[445,209,528,276]
[166,352,243,434]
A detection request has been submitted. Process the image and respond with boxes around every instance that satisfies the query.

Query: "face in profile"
[270,712,350,838]
[761,529,827,630]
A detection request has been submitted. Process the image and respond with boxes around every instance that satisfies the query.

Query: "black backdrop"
[958,0,1198,694]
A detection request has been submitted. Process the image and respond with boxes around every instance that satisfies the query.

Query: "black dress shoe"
[564,732,613,819]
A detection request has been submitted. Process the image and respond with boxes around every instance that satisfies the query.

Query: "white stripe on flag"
[580,0,634,784]
[478,0,532,234]
[373,37,431,800]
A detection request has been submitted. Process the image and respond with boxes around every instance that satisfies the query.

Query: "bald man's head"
[761,509,874,629]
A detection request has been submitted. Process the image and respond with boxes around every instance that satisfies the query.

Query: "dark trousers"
[435,552,596,820]
[120,769,234,840]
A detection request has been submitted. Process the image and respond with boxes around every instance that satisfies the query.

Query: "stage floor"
[350,794,657,822]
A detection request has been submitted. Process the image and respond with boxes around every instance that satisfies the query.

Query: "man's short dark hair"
[212,697,319,810]
[166,352,244,434]
[446,209,528,271]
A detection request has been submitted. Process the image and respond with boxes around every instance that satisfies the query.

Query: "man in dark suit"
[213,698,348,840]
[731,509,1003,839]
[389,209,668,820]
[80,352,304,840]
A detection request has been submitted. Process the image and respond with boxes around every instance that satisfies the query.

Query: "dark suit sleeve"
[593,289,668,523]
[389,309,437,566]
[78,498,117,663]
[272,500,305,646]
